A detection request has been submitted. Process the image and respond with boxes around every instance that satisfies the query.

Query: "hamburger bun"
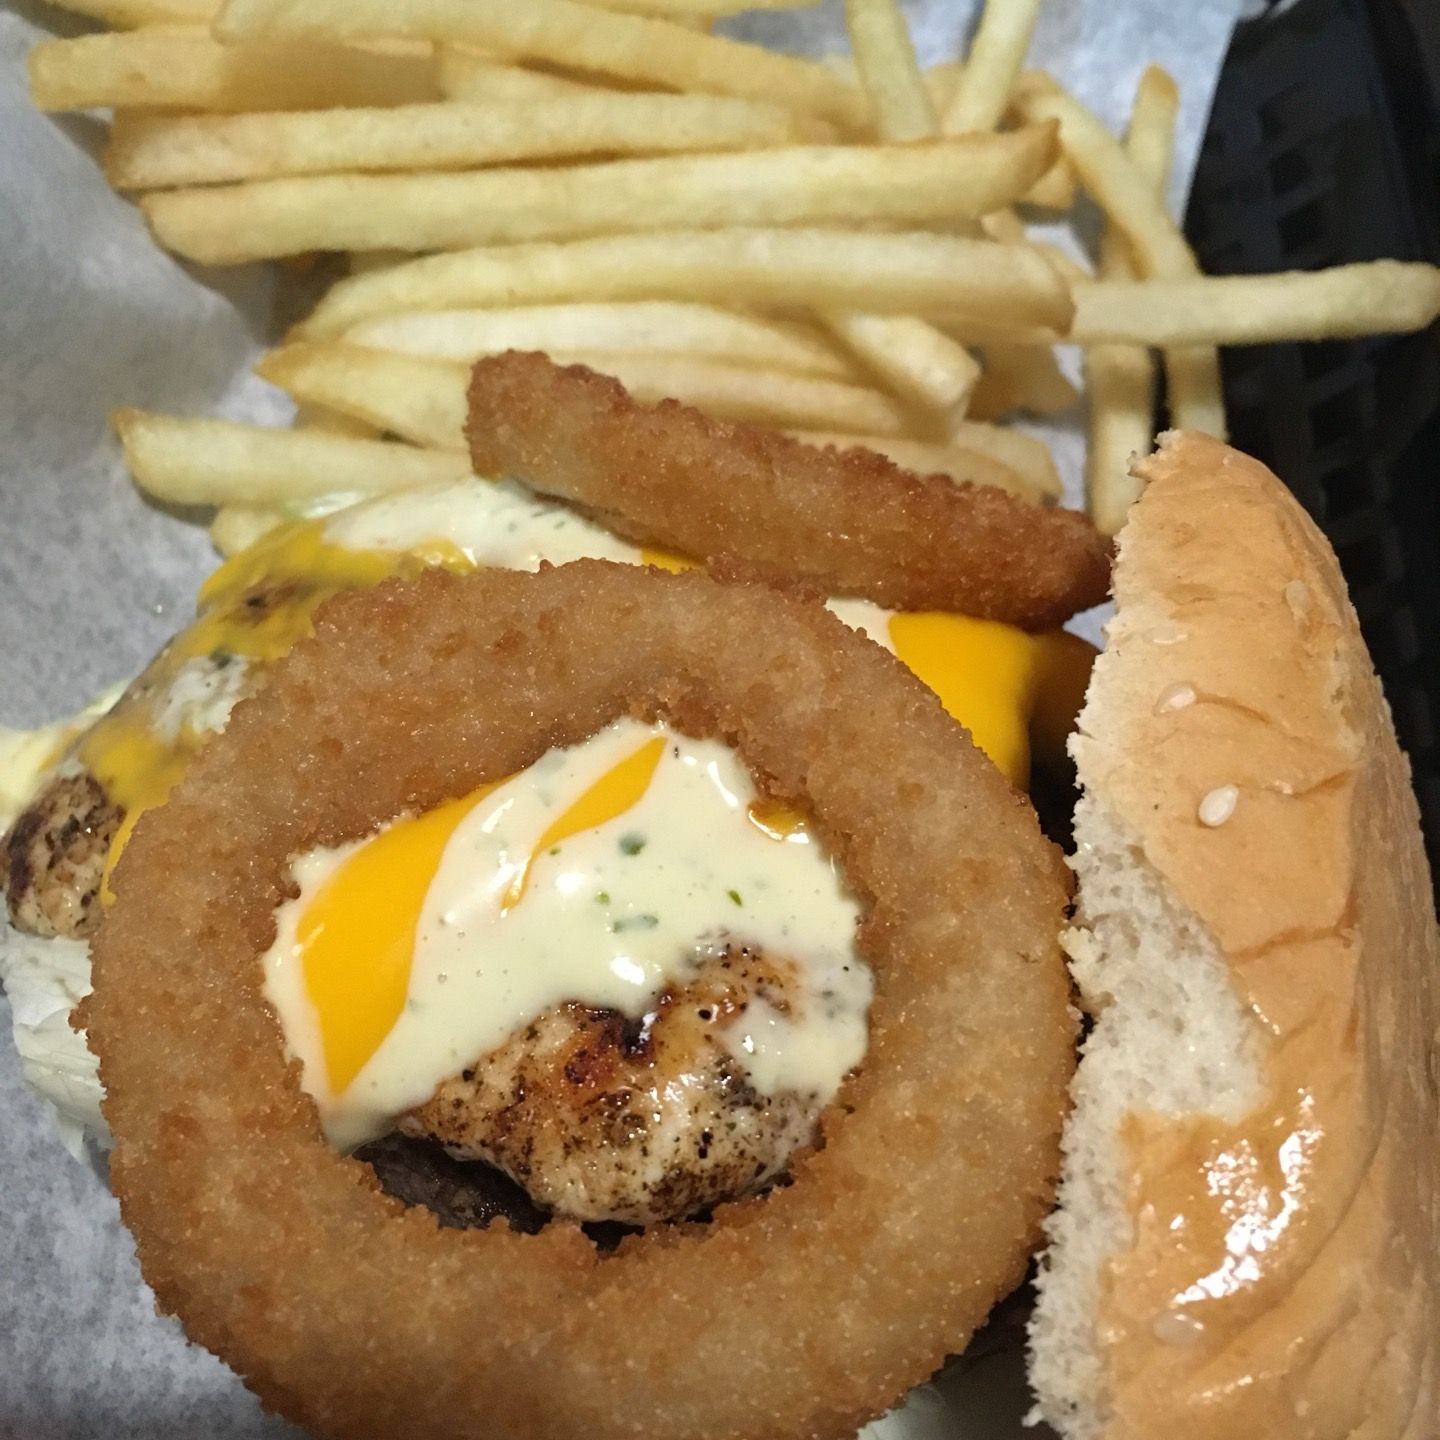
[1029,431,1439,1438]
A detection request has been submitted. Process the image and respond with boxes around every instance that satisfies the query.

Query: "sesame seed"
[1198,785,1239,827]
[1155,682,1196,714]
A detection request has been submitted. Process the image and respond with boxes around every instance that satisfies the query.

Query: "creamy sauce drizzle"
[322,475,637,569]
[263,719,870,1151]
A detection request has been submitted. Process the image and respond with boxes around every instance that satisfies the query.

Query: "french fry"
[822,311,980,419]
[141,129,1058,264]
[209,505,290,556]
[983,205,1092,284]
[1086,64,1176,532]
[943,0,1044,134]
[43,0,218,26]
[932,213,1079,419]
[1069,264,1440,346]
[1120,66,1225,441]
[1120,66,1180,235]
[836,1,982,426]
[787,431,1042,501]
[948,418,1063,498]
[258,346,468,448]
[1019,153,1077,210]
[345,302,858,381]
[843,0,936,142]
[1012,70,1229,448]
[298,228,1076,340]
[969,343,1079,419]
[259,342,917,443]
[1084,339,1152,535]
[113,409,472,505]
[584,0,818,13]
[588,352,912,435]
[437,50,626,103]
[215,0,869,129]
[922,60,965,113]
[291,401,380,437]
[28,32,439,113]
[106,94,818,190]
[1010,72,1196,281]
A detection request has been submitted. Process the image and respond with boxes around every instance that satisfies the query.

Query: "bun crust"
[1030,431,1438,1438]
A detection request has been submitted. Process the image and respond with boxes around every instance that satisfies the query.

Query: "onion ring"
[466,352,1111,629]
[86,561,1075,1440]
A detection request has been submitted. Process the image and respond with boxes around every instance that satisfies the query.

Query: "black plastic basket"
[1184,0,1440,885]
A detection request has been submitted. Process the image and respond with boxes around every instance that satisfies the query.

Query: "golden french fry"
[436,50,630,103]
[843,0,936,142]
[1085,338,1153,536]
[259,342,916,442]
[969,343,1078,419]
[1034,241,1091,286]
[1069,264,1440,346]
[1010,71,1195,280]
[1083,69,1168,531]
[1018,153,1077,209]
[28,32,439,113]
[1012,69,1228,450]
[291,401,380,437]
[1082,114,1155,531]
[345,302,858,380]
[1121,65,1180,224]
[787,431,1041,500]
[215,0,869,128]
[584,0,818,12]
[943,0,1044,134]
[259,346,467,448]
[922,59,965,113]
[822,311,980,419]
[1124,66,1224,440]
[832,7,979,428]
[948,418,1063,498]
[300,228,1075,340]
[43,0,218,26]
[105,94,816,190]
[1162,344,1227,437]
[209,505,289,556]
[141,129,1057,264]
[984,207,1092,283]
[113,408,472,505]
[584,352,912,434]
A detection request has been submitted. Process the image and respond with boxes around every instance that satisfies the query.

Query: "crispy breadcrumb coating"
[86,562,1074,1440]
[466,353,1110,629]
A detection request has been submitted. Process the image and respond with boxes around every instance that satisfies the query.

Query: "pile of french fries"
[31,0,1440,540]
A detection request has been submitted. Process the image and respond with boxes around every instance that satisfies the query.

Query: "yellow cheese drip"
[297,734,666,1093]
[501,734,666,911]
[888,612,1044,786]
[82,520,475,898]
[640,546,693,574]
[299,786,496,1095]
[747,799,808,841]
[626,543,1094,786]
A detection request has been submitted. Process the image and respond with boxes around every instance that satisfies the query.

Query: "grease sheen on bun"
[1029,431,1439,1439]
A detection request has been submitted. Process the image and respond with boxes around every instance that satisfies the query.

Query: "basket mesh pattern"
[1184,0,1440,883]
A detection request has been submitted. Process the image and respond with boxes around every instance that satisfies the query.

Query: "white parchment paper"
[0,2,1244,1435]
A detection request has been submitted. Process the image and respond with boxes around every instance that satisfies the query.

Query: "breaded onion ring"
[86,562,1075,1440]
[466,352,1110,629]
